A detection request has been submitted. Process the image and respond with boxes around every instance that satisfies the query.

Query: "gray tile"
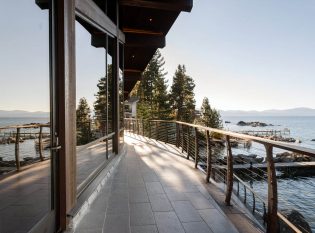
[103,214,130,233]
[146,182,164,195]
[182,222,213,233]
[154,212,185,233]
[172,201,202,222]
[75,228,102,233]
[185,192,215,210]
[130,203,155,226]
[75,209,105,230]
[129,187,149,203]
[142,172,159,182]
[106,197,129,214]
[148,193,173,212]
[199,209,239,233]
[164,187,188,201]
[131,225,158,233]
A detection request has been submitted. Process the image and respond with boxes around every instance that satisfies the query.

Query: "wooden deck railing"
[0,124,50,172]
[124,118,315,233]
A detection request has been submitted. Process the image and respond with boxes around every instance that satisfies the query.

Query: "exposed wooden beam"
[122,27,163,36]
[91,34,107,48]
[35,0,49,9]
[119,0,193,12]
[75,0,125,43]
[126,34,165,48]
[124,69,142,79]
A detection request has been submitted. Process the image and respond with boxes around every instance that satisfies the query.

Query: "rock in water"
[237,121,247,126]
[311,139,315,141]
[279,209,312,233]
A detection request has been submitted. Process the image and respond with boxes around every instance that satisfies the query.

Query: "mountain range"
[220,108,315,117]
[1,107,315,117]
[0,110,49,118]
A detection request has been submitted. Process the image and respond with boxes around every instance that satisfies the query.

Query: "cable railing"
[124,118,315,233]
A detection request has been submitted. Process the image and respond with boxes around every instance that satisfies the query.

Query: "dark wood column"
[52,0,76,230]
[112,38,120,154]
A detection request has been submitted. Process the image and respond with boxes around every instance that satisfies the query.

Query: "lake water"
[222,116,315,231]
[0,117,50,161]
[0,116,315,230]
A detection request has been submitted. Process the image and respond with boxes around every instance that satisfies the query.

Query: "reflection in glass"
[0,1,51,232]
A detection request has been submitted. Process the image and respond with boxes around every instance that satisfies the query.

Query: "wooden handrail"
[124,118,315,157]
[124,118,313,233]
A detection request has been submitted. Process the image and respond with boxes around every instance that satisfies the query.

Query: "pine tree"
[137,50,170,119]
[76,97,93,145]
[199,97,222,129]
[94,65,113,133]
[170,65,196,123]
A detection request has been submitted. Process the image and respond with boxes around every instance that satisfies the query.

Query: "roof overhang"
[121,0,193,96]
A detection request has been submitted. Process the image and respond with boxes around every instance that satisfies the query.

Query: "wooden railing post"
[175,123,179,147]
[265,144,278,233]
[225,135,233,205]
[149,121,152,138]
[15,128,21,171]
[39,126,44,161]
[166,123,169,143]
[194,127,199,168]
[137,119,140,134]
[206,130,212,182]
[155,121,159,140]
[187,127,190,159]
[142,120,145,136]
[181,125,184,153]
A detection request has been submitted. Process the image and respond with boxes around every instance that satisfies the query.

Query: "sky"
[0,0,314,112]
[161,0,315,111]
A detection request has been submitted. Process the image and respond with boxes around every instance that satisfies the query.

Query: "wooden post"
[39,126,44,161]
[225,135,233,206]
[206,130,212,183]
[166,124,169,143]
[156,121,159,140]
[149,121,152,138]
[142,120,145,136]
[175,123,179,147]
[265,144,278,233]
[137,119,140,134]
[186,127,190,159]
[194,127,199,168]
[181,125,184,153]
[15,128,21,171]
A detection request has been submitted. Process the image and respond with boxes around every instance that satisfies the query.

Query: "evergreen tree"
[199,97,222,129]
[137,50,170,119]
[94,65,113,133]
[76,97,93,145]
[170,65,196,123]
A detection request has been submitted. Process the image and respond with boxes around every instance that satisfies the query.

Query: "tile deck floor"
[74,135,240,233]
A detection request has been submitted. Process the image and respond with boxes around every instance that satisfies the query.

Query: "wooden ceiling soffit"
[126,34,165,48]
[119,0,193,12]
[75,0,125,43]
[124,69,142,80]
[122,27,163,36]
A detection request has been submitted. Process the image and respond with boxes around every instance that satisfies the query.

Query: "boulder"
[279,209,312,233]
[234,154,262,164]
[275,152,314,163]
[237,121,247,126]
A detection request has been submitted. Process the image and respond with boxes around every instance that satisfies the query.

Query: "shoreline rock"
[274,152,315,163]
[237,121,273,127]
[279,209,312,233]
